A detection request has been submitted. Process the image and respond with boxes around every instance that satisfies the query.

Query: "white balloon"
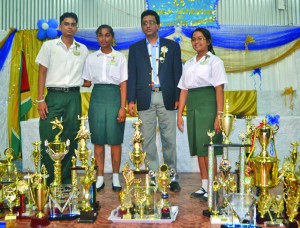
[42,22,49,30]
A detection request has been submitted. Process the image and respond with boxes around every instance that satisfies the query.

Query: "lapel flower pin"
[73,42,81,56]
[200,54,210,65]
[159,46,168,63]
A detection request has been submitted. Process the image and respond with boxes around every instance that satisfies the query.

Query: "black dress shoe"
[112,183,122,192]
[96,182,105,192]
[170,181,181,192]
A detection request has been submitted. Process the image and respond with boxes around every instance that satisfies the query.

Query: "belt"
[152,87,161,92]
[47,87,80,92]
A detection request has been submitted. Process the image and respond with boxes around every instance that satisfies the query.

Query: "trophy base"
[118,208,127,218]
[30,215,50,227]
[49,213,80,220]
[78,211,98,223]
[203,209,211,218]
[133,170,149,174]
[264,220,284,227]
[5,214,16,220]
[283,219,299,228]
[161,208,171,219]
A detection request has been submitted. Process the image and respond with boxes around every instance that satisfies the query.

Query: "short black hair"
[60,12,78,24]
[141,10,160,25]
[95,24,114,38]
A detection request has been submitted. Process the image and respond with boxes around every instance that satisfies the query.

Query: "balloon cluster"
[37,18,59,40]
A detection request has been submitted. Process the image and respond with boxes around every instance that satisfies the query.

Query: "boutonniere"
[159,46,168,63]
[200,54,210,65]
[109,53,118,65]
[73,42,81,56]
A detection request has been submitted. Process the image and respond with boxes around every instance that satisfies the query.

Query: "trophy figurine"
[248,118,283,218]
[129,119,147,173]
[31,141,42,173]
[74,115,92,168]
[30,173,50,227]
[4,148,16,182]
[45,117,70,187]
[218,99,236,144]
[156,164,171,219]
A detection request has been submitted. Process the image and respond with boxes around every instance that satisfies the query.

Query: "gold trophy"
[218,99,236,144]
[78,158,96,223]
[74,115,91,168]
[156,164,171,219]
[4,184,17,221]
[31,141,42,173]
[29,172,50,227]
[248,118,283,218]
[45,117,70,187]
[129,119,147,173]
[207,130,215,145]
[121,161,135,219]
[4,148,16,182]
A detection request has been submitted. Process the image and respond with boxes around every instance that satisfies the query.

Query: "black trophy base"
[283,219,300,228]
[78,211,97,223]
[30,216,50,228]
[133,170,149,174]
[203,209,211,217]
[49,214,80,220]
[161,208,171,219]
[94,201,101,211]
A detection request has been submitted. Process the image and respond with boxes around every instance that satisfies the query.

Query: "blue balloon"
[37,19,47,29]
[48,18,58,28]
[37,29,47,40]
[47,28,58,39]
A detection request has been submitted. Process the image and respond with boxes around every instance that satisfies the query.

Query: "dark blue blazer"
[127,37,182,111]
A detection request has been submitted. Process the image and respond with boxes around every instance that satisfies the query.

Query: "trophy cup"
[29,173,50,227]
[31,141,42,173]
[248,118,283,218]
[4,184,17,221]
[74,115,91,168]
[207,129,215,145]
[45,117,70,187]
[156,164,171,219]
[129,119,147,173]
[78,158,96,223]
[218,99,236,144]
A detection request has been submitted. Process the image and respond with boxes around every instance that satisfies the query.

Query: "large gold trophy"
[156,164,171,219]
[74,115,91,168]
[247,118,283,218]
[45,117,70,187]
[129,119,147,173]
[218,99,236,144]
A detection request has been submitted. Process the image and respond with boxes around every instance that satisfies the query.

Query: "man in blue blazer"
[127,10,182,192]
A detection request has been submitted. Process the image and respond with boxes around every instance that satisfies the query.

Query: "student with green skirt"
[177,28,228,201]
[82,25,127,192]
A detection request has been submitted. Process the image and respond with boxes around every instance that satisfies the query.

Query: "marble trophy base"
[30,215,50,228]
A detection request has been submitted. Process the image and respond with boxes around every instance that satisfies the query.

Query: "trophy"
[4,184,17,221]
[29,173,50,227]
[156,164,171,219]
[129,119,147,173]
[218,99,236,144]
[78,158,96,223]
[45,117,70,187]
[4,148,16,182]
[74,115,92,168]
[121,162,135,219]
[16,180,29,218]
[248,118,283,218]
[207,129,215,145]
[31,141,42,173]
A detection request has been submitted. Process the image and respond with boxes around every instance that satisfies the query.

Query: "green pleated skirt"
[186,86,222,156]
[88,84,125,145]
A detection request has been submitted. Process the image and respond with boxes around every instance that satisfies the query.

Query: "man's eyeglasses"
[191,37,206,42]
[62,22,77,27]
[142,20,156,26]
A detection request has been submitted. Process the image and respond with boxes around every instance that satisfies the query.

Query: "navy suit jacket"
[127,37,182,111]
